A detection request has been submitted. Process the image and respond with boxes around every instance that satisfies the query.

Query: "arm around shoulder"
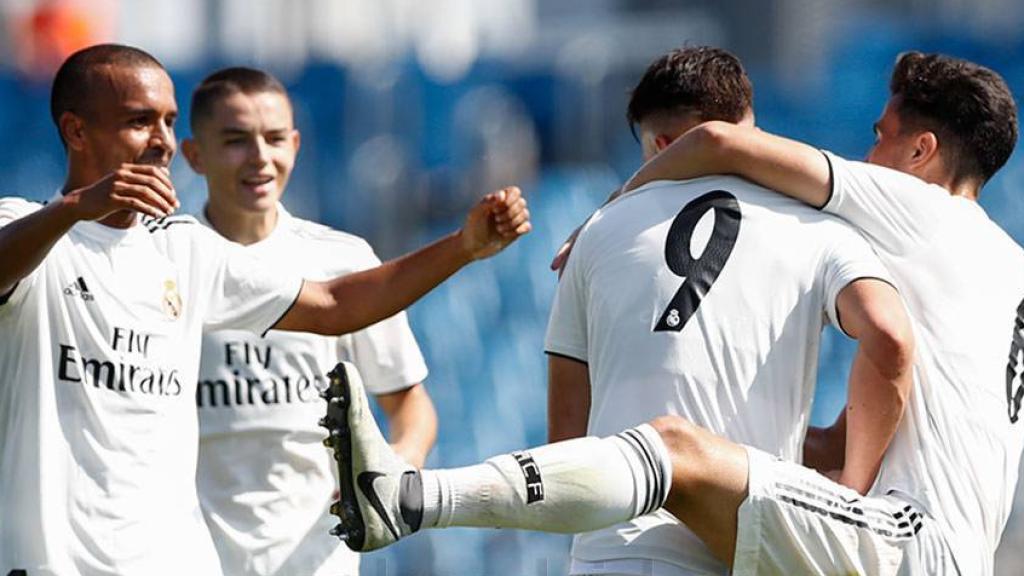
[274,186,531,336]
[625,122,833,209]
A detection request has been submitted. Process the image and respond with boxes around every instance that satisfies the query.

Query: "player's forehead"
[93,64,177,115]
[205,89,294,132]
[875,96,905,133]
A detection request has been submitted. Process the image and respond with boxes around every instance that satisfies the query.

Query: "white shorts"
[735,446,960,575]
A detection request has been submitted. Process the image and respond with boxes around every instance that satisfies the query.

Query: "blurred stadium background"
[2,0,1024,574]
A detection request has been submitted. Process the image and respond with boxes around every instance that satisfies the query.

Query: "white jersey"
[545,176,892,574]
[823,153,1024,576]
[0,197,302,576]
[195,206,427,576]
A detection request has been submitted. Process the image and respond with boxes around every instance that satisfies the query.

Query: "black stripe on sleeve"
[818,151,835,210]
[835,274,901,336]
[833,275,902,338]
[544,350,588,365]
[261,279,305,337]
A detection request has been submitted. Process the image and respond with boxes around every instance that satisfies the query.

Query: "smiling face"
[71,64,178,179]
[185,89,299,215]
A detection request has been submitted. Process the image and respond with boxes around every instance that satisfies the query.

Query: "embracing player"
[545,46,912,576]
[324,50,1019,576]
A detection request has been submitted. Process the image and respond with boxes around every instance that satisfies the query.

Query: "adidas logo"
[63,276,95,302]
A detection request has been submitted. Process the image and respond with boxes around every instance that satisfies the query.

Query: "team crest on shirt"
[162,279,183,320]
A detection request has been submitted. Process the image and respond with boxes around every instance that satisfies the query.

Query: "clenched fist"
[460,186,531,261]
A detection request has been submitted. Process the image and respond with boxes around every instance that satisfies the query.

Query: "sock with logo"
[411,424,672,533]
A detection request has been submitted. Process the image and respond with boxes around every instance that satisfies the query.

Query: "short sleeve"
[822,151,949,256]
[0,197,38,225]
[820,221,896,336]
[544,229,590,363]
[202,241,303,335]
[0,198,44,307]
[341,247,429,395]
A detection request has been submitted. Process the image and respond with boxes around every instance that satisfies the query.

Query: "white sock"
[419,423,672,533]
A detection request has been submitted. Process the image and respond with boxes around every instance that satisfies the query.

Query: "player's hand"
[550,186,624,275]
[803,424,846,474]
[63,164,179,221]
[460,186,531,260]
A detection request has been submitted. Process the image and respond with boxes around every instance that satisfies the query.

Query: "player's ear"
[654,133,675,153]
[60,112,87,152]
[910,131,939,166]
[181,138,205,174]
[291,129,301,154]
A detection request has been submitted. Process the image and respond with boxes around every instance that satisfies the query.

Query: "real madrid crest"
[162,279,183,320]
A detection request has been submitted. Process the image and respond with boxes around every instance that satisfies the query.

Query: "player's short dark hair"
[50,44,166,146]
[190,67,290,132]
[890,51,1018,185]
[627,46,753,137]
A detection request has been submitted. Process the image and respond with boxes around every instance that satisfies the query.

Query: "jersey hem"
[262,279,305,337]
[544,349,588,364]
[832,275,901,337]
[367,373,429,396]
[818,150,836,210]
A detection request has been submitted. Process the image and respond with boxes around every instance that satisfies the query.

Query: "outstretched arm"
[624,121,832,207]
[275,187,531,336]
[831,278,914,494]
[0,165,177,299]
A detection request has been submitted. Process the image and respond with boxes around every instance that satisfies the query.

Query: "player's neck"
[204,200,279,246]
[948,181,981,202]
[918,164,981,202]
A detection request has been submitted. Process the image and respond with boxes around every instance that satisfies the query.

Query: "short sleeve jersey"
[823,153,1024,573]
[194,206,428,576]
[545,176,892,573]
[0,198,302,576]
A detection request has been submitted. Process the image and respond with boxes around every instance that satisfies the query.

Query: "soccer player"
[0,44,527,576]
[543,46,914,576]
[180,67,437,576]
[619,50,1023,574]
[329,51,1018,575]
[328,46,913,575]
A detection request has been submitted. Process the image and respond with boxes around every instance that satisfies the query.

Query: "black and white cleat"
[322,362,422,552]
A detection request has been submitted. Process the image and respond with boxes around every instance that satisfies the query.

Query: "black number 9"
[654,190,742,333]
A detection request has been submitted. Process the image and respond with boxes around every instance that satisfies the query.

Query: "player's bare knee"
[651,416,705,463]
[651,413,691,442]
[651,416,719,491]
